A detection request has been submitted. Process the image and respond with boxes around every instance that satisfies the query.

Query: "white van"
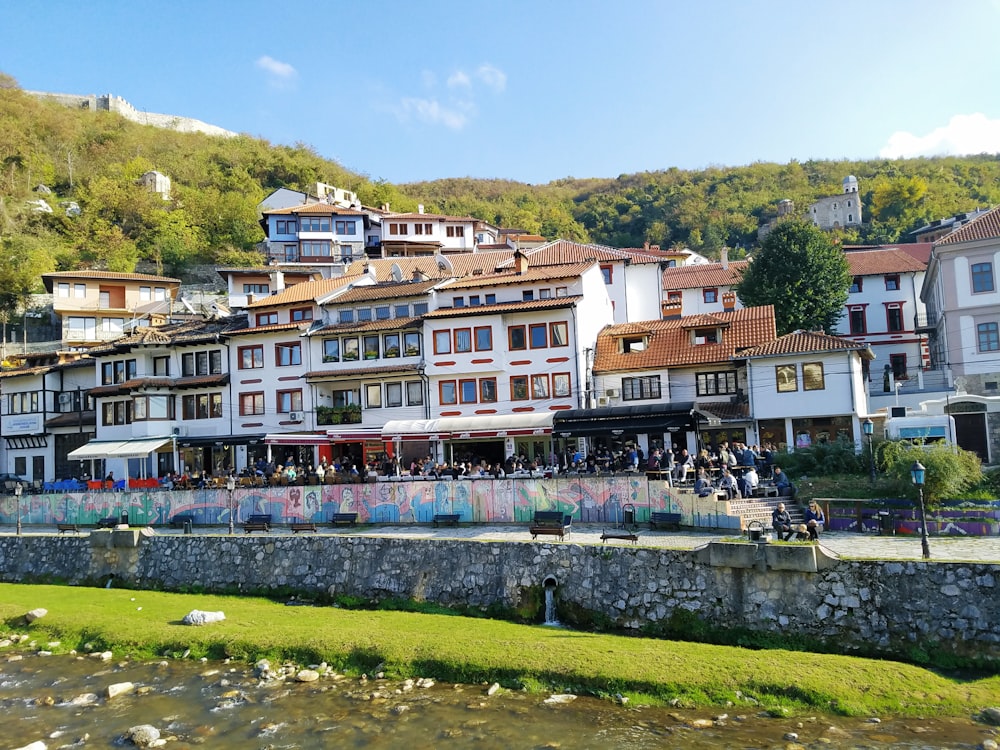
[884,414,956,445]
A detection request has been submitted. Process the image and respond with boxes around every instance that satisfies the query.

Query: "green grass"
[2,583,997,718]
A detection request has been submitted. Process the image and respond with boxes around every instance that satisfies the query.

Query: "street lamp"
[862,418,876,484]
[14,483,23,536]
[226,475,236,535]
[910,460,931,560]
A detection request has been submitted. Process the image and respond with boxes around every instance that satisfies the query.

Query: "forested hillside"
[3,70,1000,321]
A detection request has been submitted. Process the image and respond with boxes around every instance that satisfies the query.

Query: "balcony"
[914,311,938,332]
[316,405,362,426]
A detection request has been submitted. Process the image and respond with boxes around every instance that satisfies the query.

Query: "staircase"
[727,495,805,531]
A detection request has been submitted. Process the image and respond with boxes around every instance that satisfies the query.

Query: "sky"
[4,0,1000,185]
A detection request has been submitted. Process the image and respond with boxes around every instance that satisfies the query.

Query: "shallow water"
[0,653,995,749]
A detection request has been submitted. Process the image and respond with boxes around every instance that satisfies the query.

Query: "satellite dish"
[390,263,404,283]
[435,253,454,275]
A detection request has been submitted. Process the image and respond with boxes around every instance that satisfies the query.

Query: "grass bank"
[2,583,997,718]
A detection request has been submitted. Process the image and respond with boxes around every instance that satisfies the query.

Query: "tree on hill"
[735,220,850,335]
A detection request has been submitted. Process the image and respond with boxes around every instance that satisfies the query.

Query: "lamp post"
[862,418,876,484]
[14,483,23,536]
[910,460,931,560]
[226,475,236,535]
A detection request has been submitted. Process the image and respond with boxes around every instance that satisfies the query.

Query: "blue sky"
[5,0,1000,185]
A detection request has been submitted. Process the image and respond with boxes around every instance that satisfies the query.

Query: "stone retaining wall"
[0,533,996,663]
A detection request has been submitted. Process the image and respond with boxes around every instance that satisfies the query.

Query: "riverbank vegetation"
[2,583,997,718]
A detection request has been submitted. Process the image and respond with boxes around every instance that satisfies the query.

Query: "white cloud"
[475,64,506,93]
[397,98,469,130]
[447,71,471,88]
[880,113,1000,159]
[421,70,437,88]
[255,55,297,79]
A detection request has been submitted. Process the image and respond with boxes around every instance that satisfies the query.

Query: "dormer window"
[693,328,718,345]
[620,335,648,353]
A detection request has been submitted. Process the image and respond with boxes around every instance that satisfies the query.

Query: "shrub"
[878,441,982,507]
[778,438,865,478]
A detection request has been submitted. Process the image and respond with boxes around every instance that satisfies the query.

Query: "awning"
[175,434,265,448]
[382,412,554,441]
[326,428,386,443]
[67,436,172,460]
[552,402,696,437]
[264,432,329,446]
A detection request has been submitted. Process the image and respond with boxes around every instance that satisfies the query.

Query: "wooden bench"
[330,513,358,527]
[432,513,460,527]
[290,522,317,533]
[649,511,682,531]
[243,514,271,533]
[529,511,572,540]
[97,516,118,529]
[600,529,639,544]
[169,514,195,529]
[56,523,79,534]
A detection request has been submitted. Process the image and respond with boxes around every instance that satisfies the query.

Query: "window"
[539,288,552,299]
[972,262,995,293]
[510,375,528,400]
[256,312,278,326]
[101,359,137,385]
[404,332,421,357]
[394,304,409,318]
[339,309,354,324]
[276,390,302,413]
[275,342,302,366]
[849,307,867,335]
[440,380,457,405]
[239,345,264,369]
[703,288,718,304]
[153,356,170,376]
[884,274,900,291]
[366,384,382,408]
[283,244,298,261]
[802,363,825,391]
[406,381,423,406]
[485,294,496,305]
[300,240,331,256]
[446,225,465,237]
[532,374,550,399]
[890,353,907,380]
[8,392,39,414]
[357,307,373,322]
[375,305,391,320]
[600,265,613,284]
[480,378,497,402]
[454,328,472,353]
[549,321,568,347]
[886,304,904,333]
[57,282,70,298]
[343,337,359,361]
[335,220,357,234]
[469,295,481,306]
[290,307,313,322]
[553,372,571,398]
[102,400,132,426]
[522,290,534,302]
[300,217,331,232]
[276,219,296,234]
[67,317,96,339]
[693,328,718,344]
[529,323,547,348]
[474,326,492,351]
[132,395,172,421]
[101,318,125,335]
[239,392,265,416]
[363,335,380,360]
[182,393,223,420]
[389,222,408,235]
[385,382,403,407]
[555,286,568,297]
[384,333,400,358]
[453,297,466,308]
[622,376,661,400]
[243,283,269,295]
[977,322,1000,352]
[323,339,340,362]
[850,276,863,294]
[139,286,151,301]
[696,371,737,396]
[99,291,110,308]
[412,302,429,315]
[509,325,526,350]
[776,364,798,392]
[459,379,477,403]
[178,350,222,376]
[434,330,452,354]
[74,283,86,299]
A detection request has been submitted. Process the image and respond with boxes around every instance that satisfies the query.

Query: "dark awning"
[176,434,266,448]
[552,402,696,437]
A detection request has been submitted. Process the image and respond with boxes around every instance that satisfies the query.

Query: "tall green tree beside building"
[735,220,850,335]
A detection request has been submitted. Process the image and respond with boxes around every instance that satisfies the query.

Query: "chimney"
[643,241,649,251]
[417,204,424,214]
[513,249,529,275]
[720,247,729,269]
[269,270,286,294]
[662,299,682,320]
[722,291,736,311]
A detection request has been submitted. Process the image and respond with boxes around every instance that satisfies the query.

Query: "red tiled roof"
[936,204,1000,246]
[496,240,664,268]
[325,279,442,304]
[737,330,871,358]
[226,322,309,336]
[844,247,926,275]
[309,317,422,336]
[263,204,367,216]
[42,271,181,292]
[245,277,357,308]
[304,364,420,380]
[0,365,51,380]
[423,295,583,319]
[593,306,777,373]
[662,261,748,290]
[440,261,595,290]
[384,211,477,221]
[342,252,514,281]
[88,374,229,397]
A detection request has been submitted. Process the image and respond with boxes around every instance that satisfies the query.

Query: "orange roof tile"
[343,252,514,280]
[844,247,926,275]
[325,279,442,304]
[496,240,663,268]
[226,321,310,336]
[593,306,777,373]
[935,204,1000,245]
[263,204,367,216]
[423,296,583,319]
[440,262,596,290]
[661,261,748,290]
[310,317,422,336]
[304,364,420,380]
[738,330,871,358]
[42,271,181,292]
[384,211,477,221]
[245,276,357,308]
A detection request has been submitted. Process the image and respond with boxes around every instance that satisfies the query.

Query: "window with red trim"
[439,380,457,405]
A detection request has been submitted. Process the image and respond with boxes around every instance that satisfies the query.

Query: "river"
[1,653,994,749]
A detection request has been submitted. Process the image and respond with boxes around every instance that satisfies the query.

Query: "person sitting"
[740,466,759,497]
[772,502,794,541]
[693,468,713,497]
[773,466,794,496]
[672,449,693,482]
[804,500,825,541]
[718,467,740,500]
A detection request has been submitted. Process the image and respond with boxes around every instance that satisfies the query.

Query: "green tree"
[735,220,850,335]
[879,441,982,507]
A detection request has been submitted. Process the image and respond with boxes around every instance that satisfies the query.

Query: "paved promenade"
[13,523,1000,563]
